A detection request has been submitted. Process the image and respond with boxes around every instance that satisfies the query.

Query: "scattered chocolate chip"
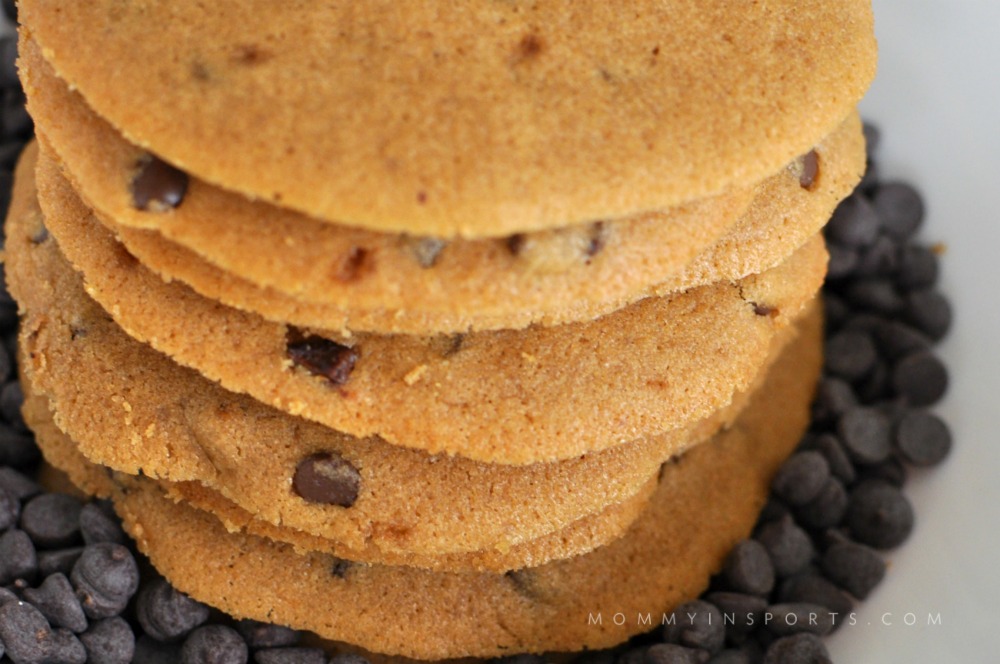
[134,634,183,664]
[20,492,84,548]
[771,452,830,507]
[896,244,939,290]
[845,278,905,315]
[807,434,857,485]
[328,653,372,664]
[79,501,128,546]
[0,484,19,530]
[181,625,248,664]
[755,516,814,579]
[23,572,88,633]
[0,379,26,431]
[753,303,776,317]
[292,453,361,507]
[71,543,140,619]
[777,575,853,629]
[895,410,951,466]
[0,528,37,584]
[704,592,767,644]
[821,540,886,599]
[130,155,189,212]
[845,480,914,549]
[236,620,300,649]
[254,647,327,664]
[763,633,831,664]
[644,643,709,664]
[837,407,893,465]
[80,617,135,664]
[286,335,358,386]
[824,331,877,382]
[38,547,84,579]
[854,235,899,278]
[506,233,527,256]
[810,380,857,425]
[826,194,880,248]
[903,289,952,340]
[856,455,908,488]
[136,577,210,642]
[892,351,948,406]
[0,600,87,664]
[798,150,820,189]
[662,600,725,653]
[871,182,924,240]
[825,243,859,280]
[764,603,834,637]
[0,466,43,501]
[722,540,775,596]
[793,478,848,531]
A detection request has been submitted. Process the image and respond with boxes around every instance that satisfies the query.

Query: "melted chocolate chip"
[506,233,527,256]
[131,156,189,212]
[330,558,351,578]
[286,335,358,386]
[292,453,361,507]
[753,303,777,317]
[333,247,369,282]
[799,150,820,190]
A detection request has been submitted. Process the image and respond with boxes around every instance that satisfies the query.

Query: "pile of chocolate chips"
[0,6,951,663]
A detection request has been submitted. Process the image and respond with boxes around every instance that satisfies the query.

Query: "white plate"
[828,1,1000,661]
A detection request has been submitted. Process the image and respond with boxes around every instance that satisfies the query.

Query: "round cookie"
[20,39,753,335]
[33,150,828,464]
[26,305,824,659]
[8,143,807,568]
[21,0,875,237]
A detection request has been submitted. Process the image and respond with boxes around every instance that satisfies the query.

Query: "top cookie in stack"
[8,0,875,659]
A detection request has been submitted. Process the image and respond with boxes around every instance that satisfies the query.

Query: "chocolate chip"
[0,36,17,90]
[872,182,924,240]
[506,233,527,256]
[903,289,952,340]
[777,575,853,629]
[755,516,814,579]
[79,502,128,546]
[0,379,26,431]
[845,480,914,549]
[330,557,352,578]
[896,245,939,290]
[895,410,951,466]
[0,601,87,664]
[874,320,931,361]
[134,634,183,664]
[131,155,189,212]
[892,351,948,406]
[662,599,725,653]
[0,423,42,469]
[854,235,899,278]
[845,278,904,315]
[798,150,820,190]
[753,303,776,317]
[333,246,369,282]
[292,453,360,507]
[2,0,16,23]
[0,528,37,584]
[71,543,140,619]
[793,478,847,531]
[38,548,84,578]
[23,572,88,633]
[722,540,775,596]
[704,650,751,664]
[837,407,892,465]
[771,452,830,507]
[821,540,885,599]
[410,237,447,268]
[856,455,908,488]
[136,577,210,642]
[236,620,300,649]
[181,625,248,664]
[762,633,831,664]
[823,331,877,382]
[704,592,767,644]
[0,466,43,501]
[806,434,857,485]
[586,221,608,259]
[0,484,19,530]
[21,493,84,548]
[826,194,880,248]
[286,335,358,386]
[80,617,135,664]
[811,379,857,425]
[328,654,372,664]
[862,123,881,155]
[825,243,859,280]
[764,603,834,637]
[254,647,327,664]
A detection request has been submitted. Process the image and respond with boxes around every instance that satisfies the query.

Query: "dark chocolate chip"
[777,575,853,630]
[79,501,128,546]
[762,633,831,664]
[328,654,372,664]
[133,634,183,664]
[23,572,89,633]
[0,35,17,90]
[895,245,939,290]
[764,604,834,637]
[80,617,135,664]
[856,454,908,488]
[131,155,189,212]
[0,466,43,501]
[798,150,820,190]
[506,233,526,255]
[845,480,914,549]
[871,182,924,240]
[136,577,210,642]
[332,246,369,282]
[821,541,885,599]
[254,647,327,664]
[21,493,84,548]
[874,321,931,361]
[38,547,84,578]
[862,123,881,155]
[722,540,775,596]
[330,557,352,578]
[663,600,725,653]
[71,543,140,619]
[706,650,752,664]
[755,516,814,579]
[903,289,952,340]
[0,379,26,430]
[2,88,33,138]
[292,453,361,507]
[286,335,358,386]
[895,410,951,466]
[181,625,248,664]
[0,484,19,530]
[771,452,830,507]
[825,243,858,280]
[0,528,37,584]
[823,331,877,382]
[2,0,17,23]
[837,407,892,465]
[236,620,301,649]
[704,592,767,644]
[892,351,948,406]
[0,423,42,469]
[826,194,880,248]
[854,235,899,278]
[793,478,847,531]
[845,278,904,315]
[806,434,856,485]
[811,378,857,425]
[0,600,87,664]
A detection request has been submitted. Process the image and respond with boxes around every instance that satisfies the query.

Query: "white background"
[829,1,1000,661]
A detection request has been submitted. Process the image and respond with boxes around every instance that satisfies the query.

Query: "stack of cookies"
[5,1,876,659]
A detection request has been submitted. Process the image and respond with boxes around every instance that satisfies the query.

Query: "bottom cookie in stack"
[22,302,822,660]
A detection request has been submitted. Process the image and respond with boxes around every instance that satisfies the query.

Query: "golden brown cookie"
[8,142,809,569]
[20,39,753,334]
[24,305,823,659]
[20,0,875,237]
[32,149,827,464]
[21,40,864,334]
